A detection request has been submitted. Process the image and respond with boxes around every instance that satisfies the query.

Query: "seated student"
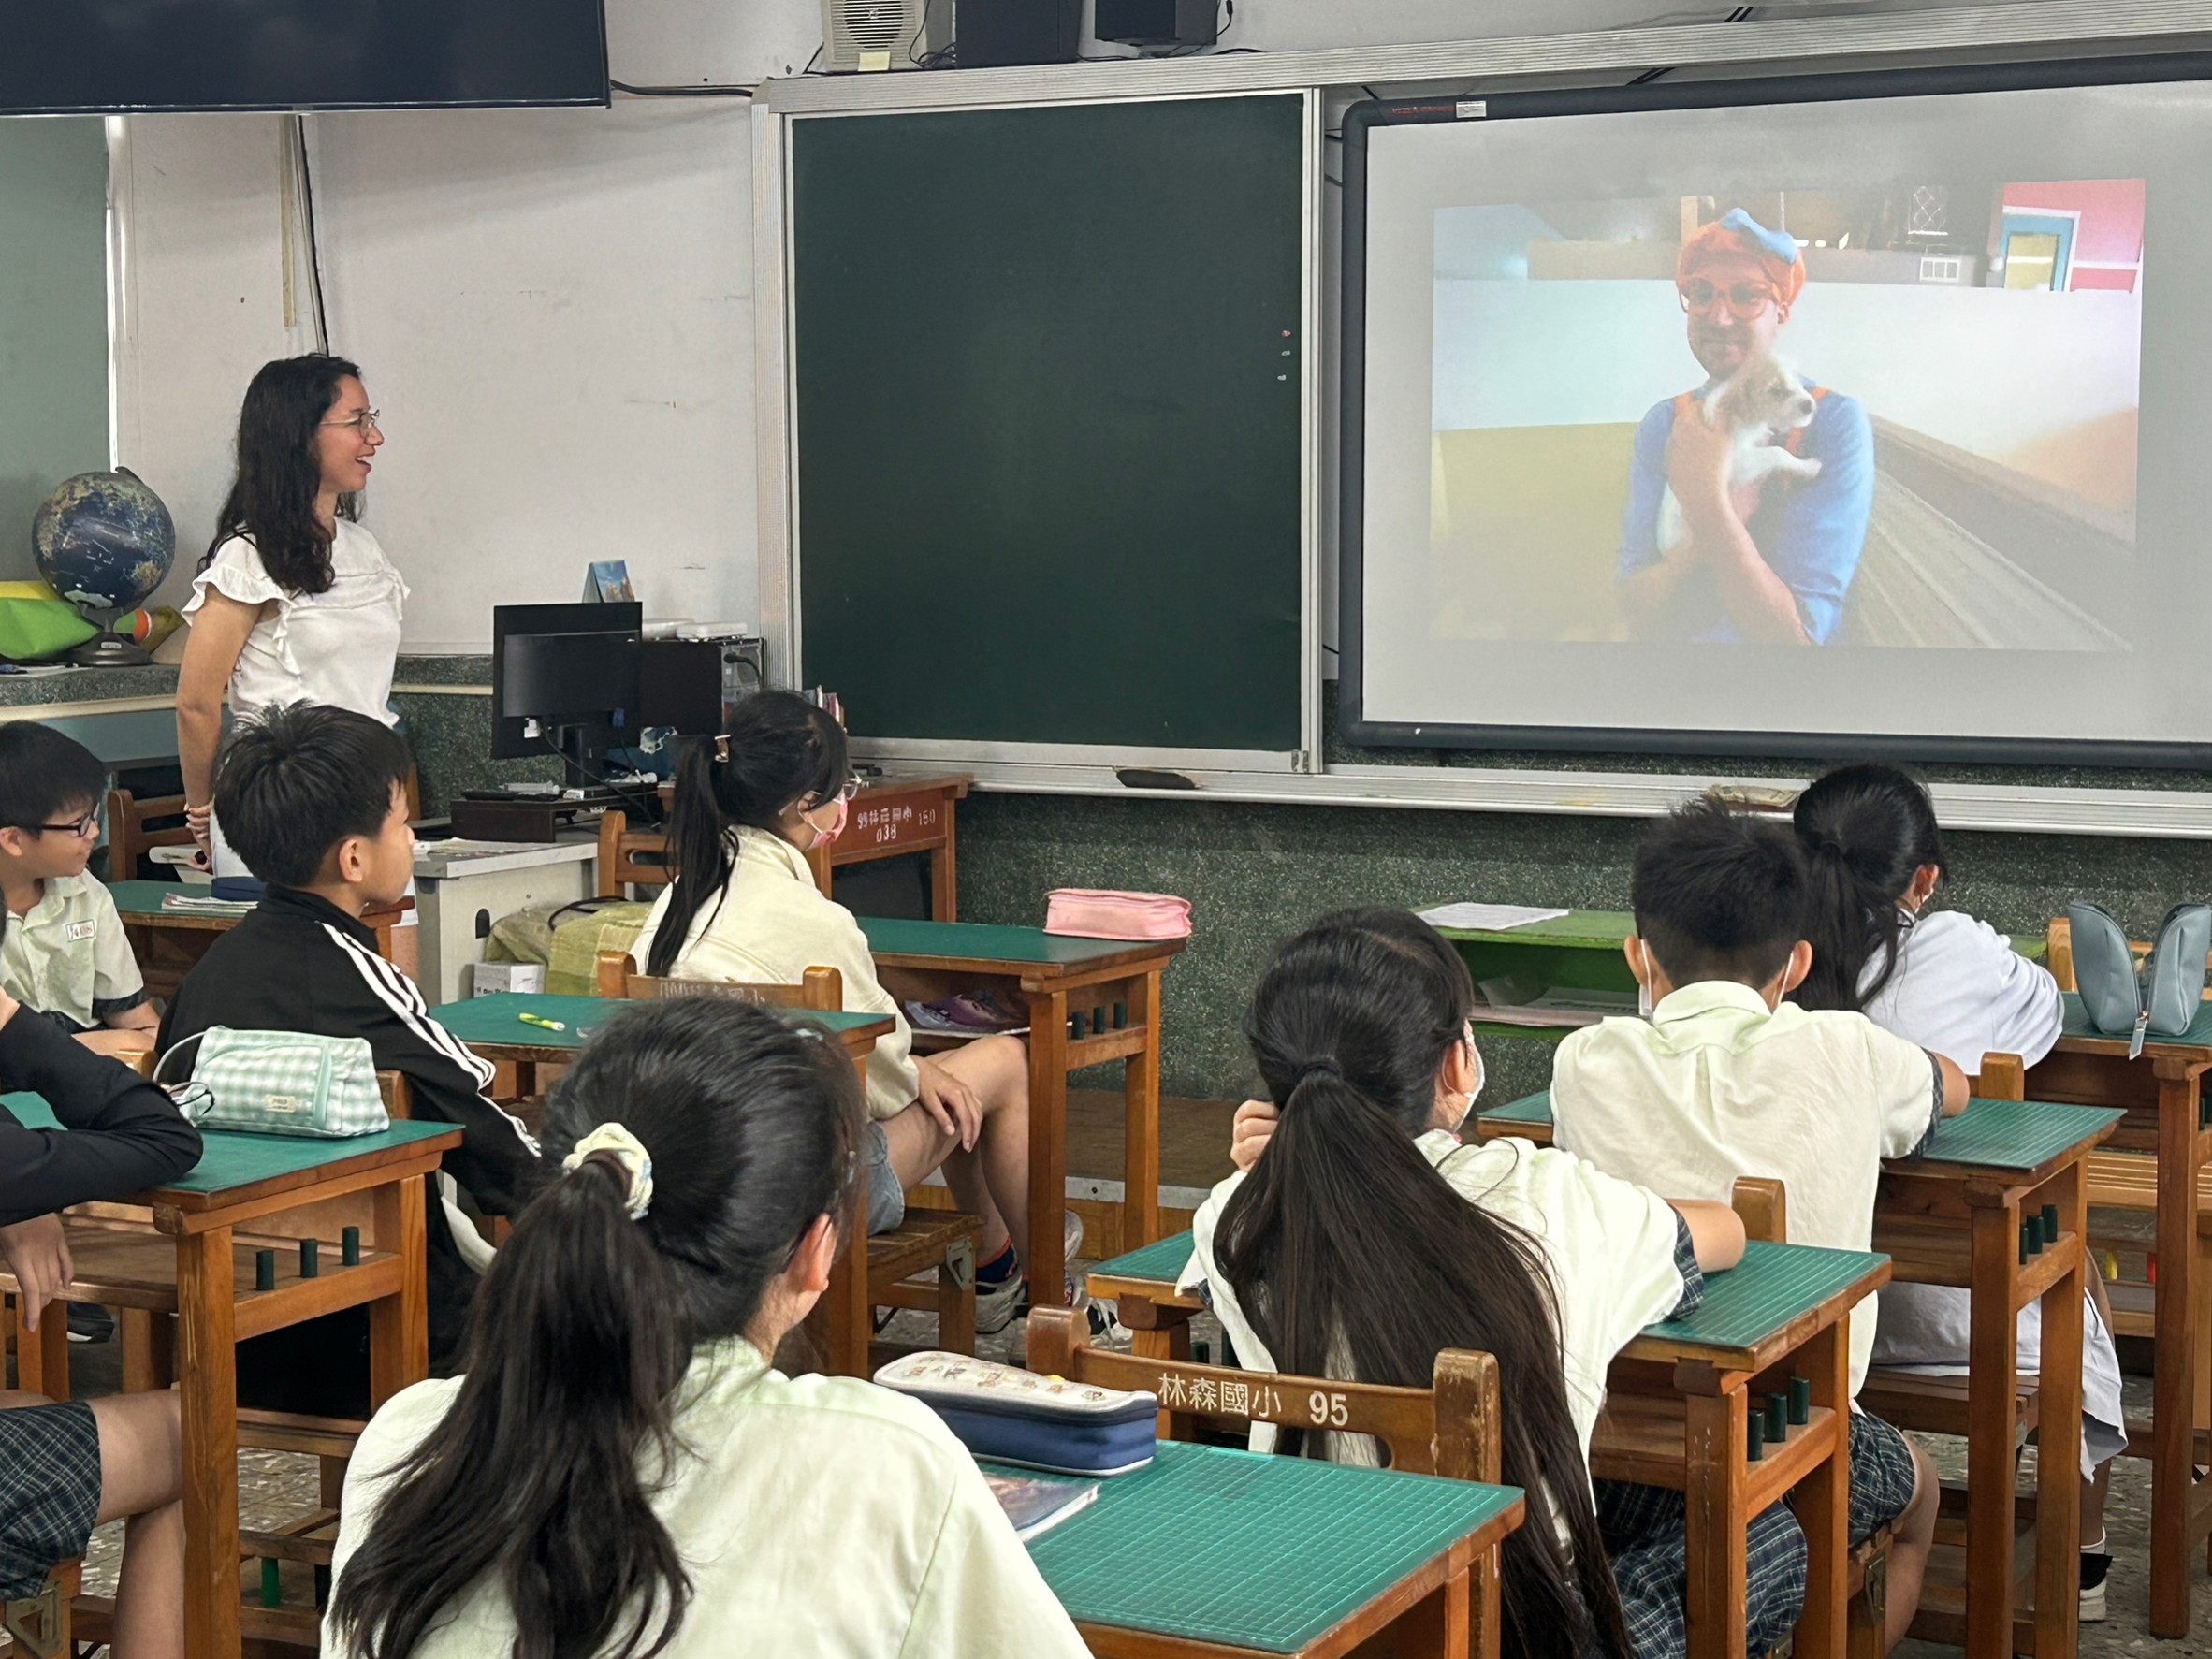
[1552,799,1968,1652]
[1187,909,1790,1659]
[326,997,1086,1659]
[0,724,159,1057]
[158,704,538,1383]
[0,959,200,1658]
[1791,762,2122,1620]
[630,692,1046,1330]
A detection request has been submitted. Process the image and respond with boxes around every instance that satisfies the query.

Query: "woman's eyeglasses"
[1677,278,1779,317]
[321,410,383,439]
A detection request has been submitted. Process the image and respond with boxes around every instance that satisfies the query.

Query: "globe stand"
[64,608,152,668]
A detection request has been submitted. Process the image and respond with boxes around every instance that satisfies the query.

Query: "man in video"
[1618,209,1874,644]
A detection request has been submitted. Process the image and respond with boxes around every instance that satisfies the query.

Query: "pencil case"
[2069,900,2211,1058]
[1043,889,1191,940]
[874,1351,1157,1476]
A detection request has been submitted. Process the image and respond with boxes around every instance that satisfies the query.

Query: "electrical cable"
[608,78,756,98]
[532,731,664,818]
[292,115,330,355]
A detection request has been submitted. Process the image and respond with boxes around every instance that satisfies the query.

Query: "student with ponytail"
[325,998,1085,1659]
[1186,909,1797,1659]
[1789,764,2121,1621]
[629,692,1045,1329]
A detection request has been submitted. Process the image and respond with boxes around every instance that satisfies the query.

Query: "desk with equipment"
[1085,1231,1884,1659]
[0,1095,459,1659]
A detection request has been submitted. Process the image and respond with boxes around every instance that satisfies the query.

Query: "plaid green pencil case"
[154,1026,390,1138]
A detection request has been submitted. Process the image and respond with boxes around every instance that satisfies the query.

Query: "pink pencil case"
[1044,889,1192,940]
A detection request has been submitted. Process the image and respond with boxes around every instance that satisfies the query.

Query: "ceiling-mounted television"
[0,1,609,114]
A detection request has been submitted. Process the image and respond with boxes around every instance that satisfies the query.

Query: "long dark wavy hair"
[1788,763,1945,1013]
[644,691,848,978]
[327,998,863,1659]
[1214,908,1634,1659]
[200,354,364,595]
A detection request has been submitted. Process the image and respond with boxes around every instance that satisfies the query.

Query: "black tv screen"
[0,0,609,113]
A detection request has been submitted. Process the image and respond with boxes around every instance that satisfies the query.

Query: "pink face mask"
[808,795,849,848]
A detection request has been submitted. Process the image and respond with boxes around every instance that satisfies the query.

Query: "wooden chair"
[592,952,981,1375]
[596,810,672,898]
[3,1560,78,1659]
[1028,1306,1509,1653]
[103,787,194,882]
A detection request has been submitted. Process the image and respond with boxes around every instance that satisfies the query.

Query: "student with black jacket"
[0,947,201,1656]
[158,704,540,1392]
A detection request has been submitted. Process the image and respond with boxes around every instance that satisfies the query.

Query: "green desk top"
[2061,991,2212,1051]
[1639,1240,1885,1351]
[1483,1089,2118,1173]
[1091,1230,1876,1360]
[1093,1231,1198,1284]
[859,917,1170,966]
[106,879,213,919]
[432,994,886,1052]
[1019,1440,1521,1652]
[2,1091,457,1196]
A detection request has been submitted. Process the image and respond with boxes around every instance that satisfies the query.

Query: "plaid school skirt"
[1595,1410,1923,1659]
[0,1403,101,1601]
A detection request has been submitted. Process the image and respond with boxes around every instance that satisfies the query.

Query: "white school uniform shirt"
[629,825,921,1119]
[1179,1132,1690,1484]
[1552,982,1942,1398]
[0,873,145,1029]
[323,1338,1088,1659]
[1856,911,2123,1474]
[185,522,407,730]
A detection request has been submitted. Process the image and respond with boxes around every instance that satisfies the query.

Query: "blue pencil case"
[874,1351,1157,1477]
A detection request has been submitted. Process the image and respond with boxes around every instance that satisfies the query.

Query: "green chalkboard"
[790,94,1305,754]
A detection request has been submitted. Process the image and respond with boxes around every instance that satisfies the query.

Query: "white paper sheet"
[1417,903,1571,933]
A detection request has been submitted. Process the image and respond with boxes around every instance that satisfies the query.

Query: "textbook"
[985,1473,1099,1542]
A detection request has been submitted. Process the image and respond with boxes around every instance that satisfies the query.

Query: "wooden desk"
[1473,1089,2120,1659]
[862,918,1186,1300]
[0,1093,459,1659]
[2027,993,2212,1637]
[107,880,409,1002]
[624,773,973,917]
[1085,1232,1884,1659]
[1021,1438,1524,1658]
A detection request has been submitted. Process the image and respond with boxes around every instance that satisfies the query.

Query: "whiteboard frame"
[757,87,1325,777]
[751,0,2212,835]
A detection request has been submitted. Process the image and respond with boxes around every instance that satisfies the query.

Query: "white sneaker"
[2080,1549,2111,1623]
[976,1273,1024,1336]
[1064,1209,1085,1264]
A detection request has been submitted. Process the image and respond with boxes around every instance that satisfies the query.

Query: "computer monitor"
[638,639,724,736]
[490,602,643,783]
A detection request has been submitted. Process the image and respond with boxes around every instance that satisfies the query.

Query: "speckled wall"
[386,661,2212,1105]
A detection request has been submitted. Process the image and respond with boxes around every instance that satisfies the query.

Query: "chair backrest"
[1729,1175,1787,1244]
[1972,1052,2025,1101]
[596,811,673,899]
[594,950,841,1011]
[1026,1305,1501,1481]
[104,788,194,881]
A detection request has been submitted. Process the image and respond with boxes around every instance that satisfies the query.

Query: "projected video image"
[1428,182,2145,649]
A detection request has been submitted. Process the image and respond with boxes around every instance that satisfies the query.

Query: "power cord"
[609,78,756,98]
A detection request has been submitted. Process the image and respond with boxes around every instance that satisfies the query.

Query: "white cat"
[1656,355,1823,556]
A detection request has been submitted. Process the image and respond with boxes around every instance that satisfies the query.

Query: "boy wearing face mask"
[629,693,1047,1331]
[1550,797,1969,1652]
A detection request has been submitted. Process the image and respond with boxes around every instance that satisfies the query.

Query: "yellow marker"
[517,1011,567,1033]
[2104,1251,2121,1282]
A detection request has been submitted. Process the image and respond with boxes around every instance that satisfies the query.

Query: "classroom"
[4,0,2212,1655]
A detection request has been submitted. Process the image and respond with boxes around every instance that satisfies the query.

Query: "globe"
[33,469,176,613]
[31,470,175,666]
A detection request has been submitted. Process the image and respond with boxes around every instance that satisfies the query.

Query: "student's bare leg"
[1885,1439,1940,1652]
[0,1390,53,1409]
[881,1105,1009,1252]
[924,1036,1031,1268]
[88,1391,182,1659]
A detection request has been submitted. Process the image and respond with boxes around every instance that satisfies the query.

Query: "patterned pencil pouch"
[874,1351,1157,1476]
[153,1027,390,1138]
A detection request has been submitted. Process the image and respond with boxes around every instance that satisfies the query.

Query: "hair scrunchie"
[562,1122,656,1220]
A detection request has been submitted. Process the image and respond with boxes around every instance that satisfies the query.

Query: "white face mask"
[1635,942,1655,1019]
[1445,1025,1485,1134]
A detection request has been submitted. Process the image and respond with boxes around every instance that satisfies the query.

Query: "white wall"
[114,0,1961,651]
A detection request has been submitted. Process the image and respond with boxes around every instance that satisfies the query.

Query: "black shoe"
[65,1304,114,1346]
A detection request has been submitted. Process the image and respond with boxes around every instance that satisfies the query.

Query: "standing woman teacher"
[175,356,412,952]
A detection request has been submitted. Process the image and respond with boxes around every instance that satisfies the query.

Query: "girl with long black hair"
[326,997,1086,1659]
[1192,909,1803,1659]
[178,355,401,882]
[1789,764,2120,1620]
[628,692,1045,1331]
